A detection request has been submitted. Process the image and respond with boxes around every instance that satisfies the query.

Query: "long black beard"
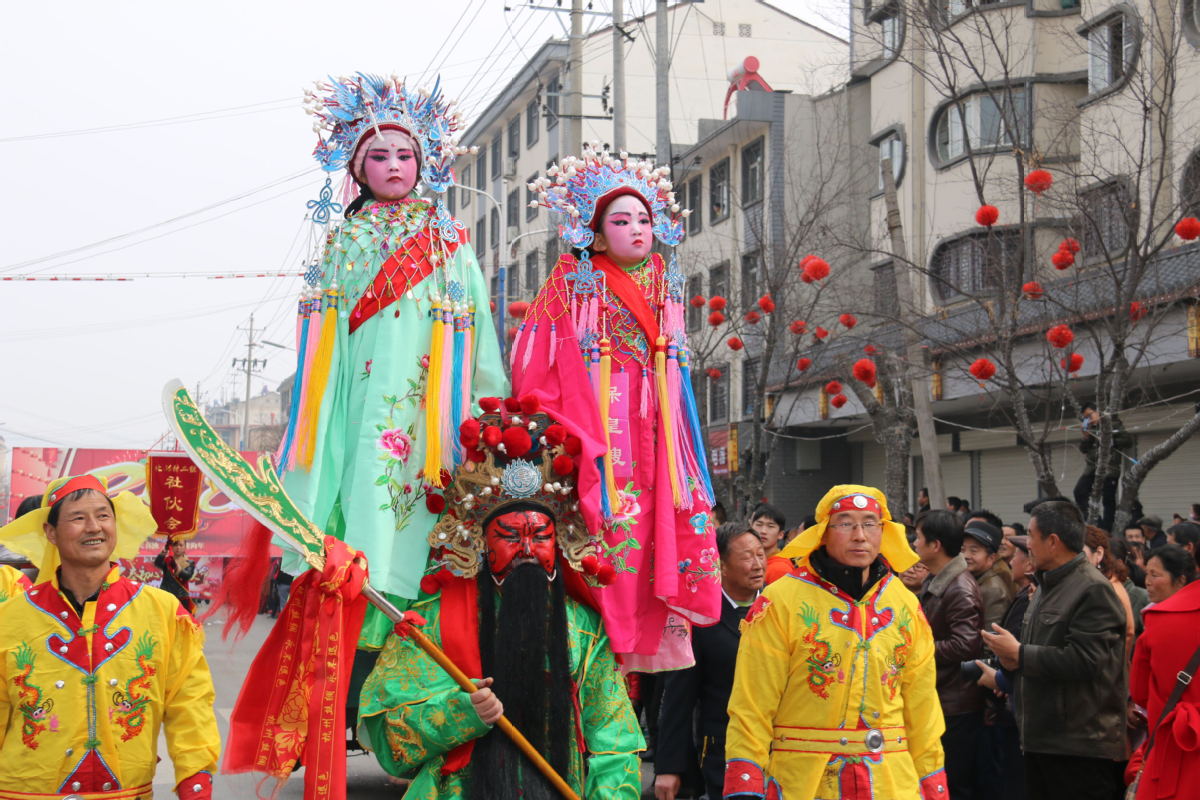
[471,562,573,800]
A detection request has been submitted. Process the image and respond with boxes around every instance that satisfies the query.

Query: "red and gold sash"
[348,231,460,334]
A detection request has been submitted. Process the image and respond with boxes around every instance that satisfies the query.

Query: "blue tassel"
[276,310,311,469]
[598,455,613,519]
[450,317,467,463]
[678,349,715,503]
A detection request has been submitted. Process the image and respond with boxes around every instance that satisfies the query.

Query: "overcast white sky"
[0,0,845,449]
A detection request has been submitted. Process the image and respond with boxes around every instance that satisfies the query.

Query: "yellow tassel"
[424,300,445,488]
[655,336,682,507]
[598,338,621,506]
[296,289,340,469]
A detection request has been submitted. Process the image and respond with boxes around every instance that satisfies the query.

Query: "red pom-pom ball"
[1129,301,1147,322]
[544,423,567,446]
[1061,237,1081,253]
[479,397,501,413]
[830,393,848,409]
[727,337,744,351]
[706,367,723,379]
[852,359,877,385]
[789,320,807,335]
[796,357,813,371]
[744,311,761,324]
[519,395,540,415]
[564,435,583,456]
[1062,353,1085,373]
[709,296,727,311]
[839,313,857,329]
[1051,249,1074,270]
[503,397,522,412]
[690,294,707,308]
[969,358,997,380]
[1022,281,1044,300]
[1046,324,1074,349]
[708,311,726,326]
[459,419,481,448]
[482,425,503,448]
[552,454,576,475]
[825,380,843,395]
[814,326,829,340]
[1024,169,1053,195]
[425,493,446,514]
[501,426,532,458]
[1176,217,1200,240]
[757,295,776,313]
[976,205,1000,226]
[803,257,831,281]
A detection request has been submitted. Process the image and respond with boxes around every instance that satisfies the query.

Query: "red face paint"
[484,509,557,583]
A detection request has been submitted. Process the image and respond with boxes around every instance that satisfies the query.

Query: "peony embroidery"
[379,429,413,463]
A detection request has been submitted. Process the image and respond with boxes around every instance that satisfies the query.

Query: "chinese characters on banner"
[146,453,205,539]
[709,426,739,477]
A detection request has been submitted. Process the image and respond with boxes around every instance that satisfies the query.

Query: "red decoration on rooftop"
[1024,169,1053,195]
[1046,324,1074,349]
[975,205,1000,227]
[969,358,997,381]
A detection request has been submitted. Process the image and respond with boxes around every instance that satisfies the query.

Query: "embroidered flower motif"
[379,429,413,463]
[420,354,431,369]
[365,359,373,374]
[698,547,717,570]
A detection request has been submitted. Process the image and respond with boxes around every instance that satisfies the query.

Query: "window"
[476,215,487,252]
[508,259,520,298]
[525,251,540,294]
[546,75,561,130]
[686,274,704,331]
[1183,150,1200,218]
[490,207,500,249]
[709,366,730,423]
[507,189,519,230]
[507,117,520,158]
[491,137,502,179]
[1088,16,1135,94]
[685,176,703,235]
[741,138,764,205]
[446,185,456,216]
[544,237,560,272]
[1079,181,1131,258]
[875,132,904,192]
[738,23,752,37]
[710,261,730,300]
[872,262,899,315]
[710,159,730,223]
[934,88,1029,163]
[490,272,499,305]
[741,250,761,305]
[526,174,539,222]
[526,99,540,147]
[742,358,760,418]
[880,12,901,58]
[712,21,726,36]
[475,153,487,192]
[929,229,1021,302]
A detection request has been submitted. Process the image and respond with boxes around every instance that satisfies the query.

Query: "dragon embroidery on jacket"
[799,603,843,699]
[111,632,157,741]
[12,643,55,749]
[881,607,913,700]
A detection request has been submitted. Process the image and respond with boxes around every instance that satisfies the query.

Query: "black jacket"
[1016,553,1127,760]
[920,554,985,716]
[656,593,750,777]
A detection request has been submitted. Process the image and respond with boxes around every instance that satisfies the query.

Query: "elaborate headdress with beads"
[426,395,616,585]
[530,143,688,250]
[303,72,470,193]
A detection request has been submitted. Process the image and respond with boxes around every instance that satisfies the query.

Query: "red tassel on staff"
[202,521,275,640]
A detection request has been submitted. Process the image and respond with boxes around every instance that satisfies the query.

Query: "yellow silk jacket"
[0,565,30,603]
[0,566,220,799]
[724,556,949,800]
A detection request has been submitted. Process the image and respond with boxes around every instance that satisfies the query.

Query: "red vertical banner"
[146,453,204,539]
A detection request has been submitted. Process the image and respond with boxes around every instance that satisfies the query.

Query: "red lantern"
[708,311,726,326]
[1061,353,1085,373]
[1061,237,1081,253]
[975,205,1000,227]
[814,326,829,340]
[1176,217,1200,240]
[727,336,744,351]
[789,320,808,335]
[506,325,518,340]
[1024,169,1053,195]
[757,294,776,313]
[744,311,762,324]
[825,380,843,395]
[800,271,815,284]
[864,344,879,355]
[706,367,723,379]
[690,294,707,308]
[830,393,848,409]
[507,301,530,318]
[796,357,813,371]
[852,358,877,387]
[1129,301,1147,322]
[803,257,830,281]
[1022,281,1044,300]
[839,313,858,329]
[969,358,997,381]
[1051,249,1074,270]
[1046,324,1074,349]
[709,295,727,311]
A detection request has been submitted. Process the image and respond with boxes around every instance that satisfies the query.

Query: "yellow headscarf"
[0,474,157,583]
[779,483,918,572]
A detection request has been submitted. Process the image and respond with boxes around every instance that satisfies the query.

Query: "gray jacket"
[1016,553,1127,760]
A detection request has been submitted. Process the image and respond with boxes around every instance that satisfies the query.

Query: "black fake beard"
[471,562,573,800]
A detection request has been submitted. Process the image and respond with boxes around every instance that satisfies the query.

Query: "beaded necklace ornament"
[276,75,478,488]
[520,144,712,514]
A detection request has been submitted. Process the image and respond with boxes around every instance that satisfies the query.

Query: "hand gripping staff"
[161,380,582,800]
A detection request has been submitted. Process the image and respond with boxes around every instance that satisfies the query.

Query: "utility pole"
[612,0,626,151]
[881,159,945,510]
[233,314,267,451]
[566,0,584,154]
[655,0,670,165]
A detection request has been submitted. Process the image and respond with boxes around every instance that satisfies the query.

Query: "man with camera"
[913,509,986,799]
[982,500,1127,800]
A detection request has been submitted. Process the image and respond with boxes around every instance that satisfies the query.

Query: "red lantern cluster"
[578,555,617,585]
[976,205,1000,227]
[969,358,997,381]
[727,337,744,351]
[852,358,877,387]
[814,326,829,340]
[789,320,808,335]
[1046,324,1074,349]
[708,311,726,326]
[1061,353,1084,373]
[830,394,848,409]
[1024,169,1053,195]
[1022,281,1044,300]
[709,296,728,311]
[690,294,707,308]
[1176,217,1200,240]
[458,396,583,478]
[758,295,776,313]
[839,313,857,329]
[744,310,762,324]
[796,357,813,371]
[799,255,831,282]
[508,301,530,319]
[1051,248,1075,270]
[1061,238,1081,253]
[706,367,723,379]
[825,380,843,395]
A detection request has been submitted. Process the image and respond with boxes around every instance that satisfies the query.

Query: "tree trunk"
[1115,411,1200,533]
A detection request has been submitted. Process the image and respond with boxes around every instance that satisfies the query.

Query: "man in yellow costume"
[723,485,949,800]
[0,474,220,799]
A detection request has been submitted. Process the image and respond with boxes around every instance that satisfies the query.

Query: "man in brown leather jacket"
[982,500,1127,800]
[915,509,985,799]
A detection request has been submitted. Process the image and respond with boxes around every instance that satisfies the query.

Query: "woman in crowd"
[1085,526,1136,657]
[1144,545,1195,606]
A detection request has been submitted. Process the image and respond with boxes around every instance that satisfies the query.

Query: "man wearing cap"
[723,485,948,800]
[961,520,1015,631]
[0,475,220,799]
[1138,515,1167,551]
